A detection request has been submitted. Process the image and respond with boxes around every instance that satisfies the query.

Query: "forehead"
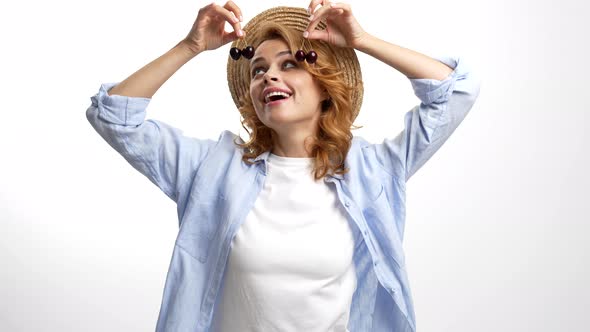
[253,39,289,57]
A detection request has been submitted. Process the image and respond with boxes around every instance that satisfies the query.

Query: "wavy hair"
[234,22,362,180]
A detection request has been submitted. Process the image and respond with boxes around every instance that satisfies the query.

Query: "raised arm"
[106,41,198,98]
[305,1,452,80]
[86,2,246,203]
[305,1,481,182]
[354,35,454,81]
[108,1,244,98]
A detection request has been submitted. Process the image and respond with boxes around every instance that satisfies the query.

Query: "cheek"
[249,86,256,103]
[249,85,261,106]
[298,74,322,99]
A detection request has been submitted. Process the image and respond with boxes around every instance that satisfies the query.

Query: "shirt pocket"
[362,184,406,268]
[176,194,227,263]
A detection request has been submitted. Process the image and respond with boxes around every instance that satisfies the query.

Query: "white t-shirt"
[210,153,357,332]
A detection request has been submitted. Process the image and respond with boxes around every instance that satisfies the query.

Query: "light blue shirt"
[86,55,480,332]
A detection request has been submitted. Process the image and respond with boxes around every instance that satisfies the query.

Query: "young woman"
[86,1,480,331]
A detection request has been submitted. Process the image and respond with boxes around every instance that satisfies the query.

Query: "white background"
[1,0,589,331]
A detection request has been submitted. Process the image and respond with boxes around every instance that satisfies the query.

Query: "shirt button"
[373,261,379,266]
[344,201,350,207]
[363,230,368,236]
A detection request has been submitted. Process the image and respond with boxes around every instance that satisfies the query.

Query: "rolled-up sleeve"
[86,82,218,202]
[372,56,481,182]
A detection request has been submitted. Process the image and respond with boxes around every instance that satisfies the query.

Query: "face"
[249,39,327,133]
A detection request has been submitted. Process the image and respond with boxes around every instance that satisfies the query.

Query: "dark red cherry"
[306,50,318,64]
[295,50,306,62]
[241,46,254,59]
[229,47,241,60]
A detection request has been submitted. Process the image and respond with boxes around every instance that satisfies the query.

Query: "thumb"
[222,31,240,46]
[306,30,329,43]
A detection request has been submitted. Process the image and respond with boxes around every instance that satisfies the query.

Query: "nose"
[264,76,279,83]
[263,67,280,84]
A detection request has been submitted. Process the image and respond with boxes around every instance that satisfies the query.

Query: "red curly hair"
[234,22,362,180]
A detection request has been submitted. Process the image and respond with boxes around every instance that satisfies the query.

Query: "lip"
[261,87,293,103]
[265,95,291,107]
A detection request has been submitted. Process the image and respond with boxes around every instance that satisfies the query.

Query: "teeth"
[264,91,291,103]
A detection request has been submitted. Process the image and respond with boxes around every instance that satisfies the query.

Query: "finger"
[206,3,239,24]
[329,2,352,13]
[307,0,325,15]
[305,6,345,36]
[210,3,243,37]
[222,30,240,45]
[223,0,243,22]
[310,2,350,21]
[307,29,329,43]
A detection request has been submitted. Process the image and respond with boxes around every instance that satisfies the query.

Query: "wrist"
[177,39,202,57]
[353,32,376,53]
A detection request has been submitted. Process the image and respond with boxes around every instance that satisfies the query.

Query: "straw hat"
[226,6,363,120]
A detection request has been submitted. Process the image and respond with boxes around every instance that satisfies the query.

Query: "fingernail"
[239,15,243,22]
[238,30,244,37]
[303,31,309,38]
[307,7,311,14]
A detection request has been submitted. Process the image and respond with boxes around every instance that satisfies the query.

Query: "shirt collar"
[251,151,344,180]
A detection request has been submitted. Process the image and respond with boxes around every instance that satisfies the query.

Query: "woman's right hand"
[182,1,244,54]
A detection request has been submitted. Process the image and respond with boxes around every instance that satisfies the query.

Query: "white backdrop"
[1,0,588,331]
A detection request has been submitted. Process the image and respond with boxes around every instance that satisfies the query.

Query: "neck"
[271,129,317,158]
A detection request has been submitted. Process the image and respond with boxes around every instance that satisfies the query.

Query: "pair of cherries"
[294,49,318,64]
[229,47,318,64]
[230,46,254,60]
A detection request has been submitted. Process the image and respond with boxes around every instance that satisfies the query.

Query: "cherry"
[229,47,241,60]
[295,50,306,62]
[306,50,318,64]
[241,46,255,59]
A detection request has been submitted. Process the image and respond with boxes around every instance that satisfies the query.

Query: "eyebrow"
[250,50,292,67]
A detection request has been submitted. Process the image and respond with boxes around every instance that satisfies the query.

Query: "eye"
[283,60,297,69]
[252,67,265,77]
[251,60,298,78]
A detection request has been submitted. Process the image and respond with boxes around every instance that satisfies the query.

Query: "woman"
[86,1,480,331]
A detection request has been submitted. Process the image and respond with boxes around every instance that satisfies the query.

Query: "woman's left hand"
[304,1,368,49]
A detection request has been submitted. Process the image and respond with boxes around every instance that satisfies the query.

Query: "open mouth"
[264,91,292,104]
